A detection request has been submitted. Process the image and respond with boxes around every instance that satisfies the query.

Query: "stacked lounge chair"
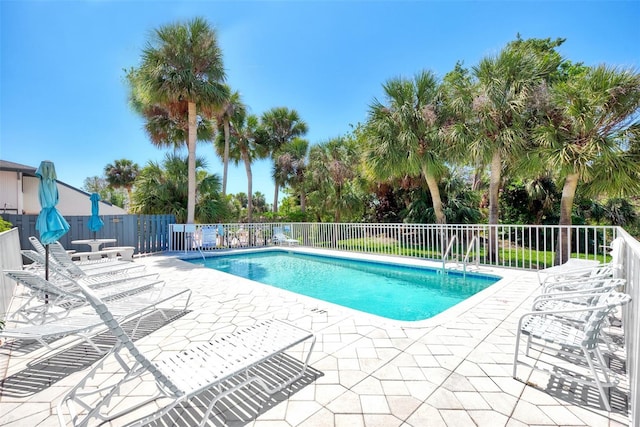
[513,239,630,411]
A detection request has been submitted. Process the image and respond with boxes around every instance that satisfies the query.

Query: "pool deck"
[0,248,630,426]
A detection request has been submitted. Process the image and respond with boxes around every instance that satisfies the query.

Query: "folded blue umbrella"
[35,161,70,245]
[88,192,104,236]
[35,160,70,280]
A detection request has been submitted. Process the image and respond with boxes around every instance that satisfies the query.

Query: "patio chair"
[30,237,143,278]
[513,290,631,411]
[4,269,163,324]
[57,277,316,427]
[201,225,217,249]
[536,237,624,285]
[22,249,156,286]
[272,228,299,246]
[1,271,192,355]
[541,267,617,294]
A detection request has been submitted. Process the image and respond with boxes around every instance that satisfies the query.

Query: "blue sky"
[1,1,638,202]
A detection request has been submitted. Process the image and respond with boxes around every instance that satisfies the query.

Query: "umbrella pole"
[45,244,49,304]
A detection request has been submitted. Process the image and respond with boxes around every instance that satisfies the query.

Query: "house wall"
[22,176,40,214]
[0,171,22,214]
[1,173,126,216]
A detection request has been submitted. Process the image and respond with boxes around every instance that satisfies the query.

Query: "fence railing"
[169,222,619,270]
[3,214,175,254]
[619,228,640,426]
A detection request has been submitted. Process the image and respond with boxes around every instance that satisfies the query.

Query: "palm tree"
[307,138,359,222]
[215,108,266,223]
[259,107,308,213]
[536,65,640,263]
[365,70,448,223]
[131,153,225,223]
[134,17,227,224]
[448,39,562,260]
[214,89,244,195]
[104,159,139,209]
[277,137,310,213]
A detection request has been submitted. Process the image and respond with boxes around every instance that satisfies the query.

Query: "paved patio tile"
[359,395,390,414]
[511,400,556,424]
[440,409,478,426]
[454,391,492,410]
[325,390,362,413]
[362,413,403,427]
[334,413,364,427]
[0,251,630,427]
[404,403,447,427]
[467,409,510,427]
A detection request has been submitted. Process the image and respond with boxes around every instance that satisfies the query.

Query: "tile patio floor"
[0,249,631,426]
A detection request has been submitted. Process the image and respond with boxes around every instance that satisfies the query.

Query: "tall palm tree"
[134,17,227,224]
[536,65,640,263]
[214,89,244,195]
[104,159,139,209]
[307,138,359,222]
[215,108,266,223]
[259,107,308,213]
[453,40,561,260]
[365,70,448,224]
[277,137,310,213]
[131,153,225,223]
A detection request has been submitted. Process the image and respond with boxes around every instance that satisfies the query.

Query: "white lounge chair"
[540,265,617,294]
[29,237,143,278]
[57,277,316,427]
[272,228,299,246]
[1,270,191,355]
[5,269,163,324]
[513,290,631,411]
[22,249,155,287]
[537,237,623,285]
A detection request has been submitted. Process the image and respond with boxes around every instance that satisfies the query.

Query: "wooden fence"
[2,214,175,254]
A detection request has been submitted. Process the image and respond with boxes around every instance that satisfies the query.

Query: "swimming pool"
[188,251,500,321]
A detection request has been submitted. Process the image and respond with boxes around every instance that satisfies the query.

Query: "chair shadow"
[0,309,190,398]
[523,341,629,415]
[147,354,324,426]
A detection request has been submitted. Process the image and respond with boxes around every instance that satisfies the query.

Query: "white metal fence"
[618,228,640,426]
[169,222,619,270]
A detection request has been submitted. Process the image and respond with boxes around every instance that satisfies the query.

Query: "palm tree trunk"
[424,171,445,224]
[555,173,579,265]
[273,185,279,213]
[472,163,483,191]
[222,119,230,196]
[487,151,501,262]
[300,190,306,213]
[187,101,197,224]
[243,151,253,223]
[126,187,133,212]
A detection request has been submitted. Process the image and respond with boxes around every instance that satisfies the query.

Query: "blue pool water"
[189,251,500,321]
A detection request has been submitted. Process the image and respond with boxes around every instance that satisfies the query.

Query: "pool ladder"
[442,235,480,273]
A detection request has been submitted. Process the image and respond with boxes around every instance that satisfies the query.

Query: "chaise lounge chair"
[5,269,163,325]
[22,249,155,287]
[29,237,143,278]
[1,270,191,356]
[536,237,623,285]
[272,228,299,246]
[57,277,316,427]
[513,289,631,411]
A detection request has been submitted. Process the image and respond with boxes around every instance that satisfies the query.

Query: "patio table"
[71,238,117,252]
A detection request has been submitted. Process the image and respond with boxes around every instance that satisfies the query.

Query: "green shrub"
[0,216,13,233]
